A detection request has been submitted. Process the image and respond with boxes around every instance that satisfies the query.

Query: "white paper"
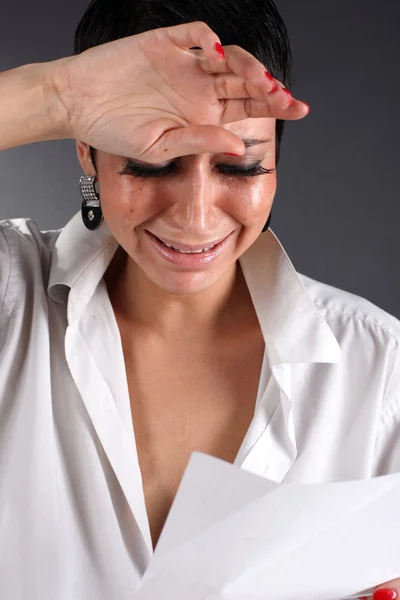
[133,452,400,600]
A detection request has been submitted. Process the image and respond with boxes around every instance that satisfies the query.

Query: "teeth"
[158,238,216,253]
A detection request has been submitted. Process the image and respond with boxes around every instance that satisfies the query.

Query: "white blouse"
[0,211,399,600]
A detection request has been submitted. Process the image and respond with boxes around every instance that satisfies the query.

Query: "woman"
[0,0,399,598]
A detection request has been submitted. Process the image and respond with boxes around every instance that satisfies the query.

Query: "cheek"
[99,171,277,237]
[227,175,276,227]
[99,177,153,235]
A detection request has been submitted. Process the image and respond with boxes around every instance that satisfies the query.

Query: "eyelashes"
[118,160,276,179]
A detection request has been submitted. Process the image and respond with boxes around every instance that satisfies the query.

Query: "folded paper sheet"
[133,453,400,600]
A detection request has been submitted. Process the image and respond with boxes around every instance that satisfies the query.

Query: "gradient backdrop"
[0,0,399,317]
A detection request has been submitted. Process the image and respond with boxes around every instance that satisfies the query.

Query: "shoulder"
[298,272,400,416]
[0,216,62,258]
[0,217,62,292]
[298,272,400,344]
[0,218,63,347]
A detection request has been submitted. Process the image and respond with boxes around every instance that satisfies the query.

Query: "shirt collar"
[48,210,341,367]
[48,210,119,324]
[239,229,341,366]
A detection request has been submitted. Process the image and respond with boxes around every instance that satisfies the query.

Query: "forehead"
[224,117,276,141]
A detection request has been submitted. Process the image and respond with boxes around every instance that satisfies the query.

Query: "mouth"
[144,230,233,267]
[147,233,227,253]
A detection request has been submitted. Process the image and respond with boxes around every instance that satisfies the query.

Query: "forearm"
[0,60,70,151]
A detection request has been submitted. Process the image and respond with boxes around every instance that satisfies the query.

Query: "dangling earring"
[80,175,104,231]
[262,211,272,233]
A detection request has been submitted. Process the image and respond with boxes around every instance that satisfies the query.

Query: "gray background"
[0,0,399,317]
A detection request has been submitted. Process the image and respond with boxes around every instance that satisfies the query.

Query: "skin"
[76,116,277,337]
[77,117,400,597]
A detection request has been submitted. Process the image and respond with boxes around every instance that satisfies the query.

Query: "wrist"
[0,60,73,151]
[40,57,75,141]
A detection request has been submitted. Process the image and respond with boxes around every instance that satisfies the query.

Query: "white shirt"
[0,210,399,599]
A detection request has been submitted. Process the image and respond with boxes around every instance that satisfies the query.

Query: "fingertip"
[373,590,398,600]
[225,136,245,157]
[282,88,293,106]
[214,42,225,59]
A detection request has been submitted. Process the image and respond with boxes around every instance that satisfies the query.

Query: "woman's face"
[76,117,277,296]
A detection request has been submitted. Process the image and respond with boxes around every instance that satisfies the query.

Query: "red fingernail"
[224,153,241,156]
[215,42,225,58]
[282,88,293,105]
[374,590,398,600]
[265,71,277,92]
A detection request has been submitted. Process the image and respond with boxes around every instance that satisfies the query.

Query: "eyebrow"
[241,137,271,148]
[124,137,271,165]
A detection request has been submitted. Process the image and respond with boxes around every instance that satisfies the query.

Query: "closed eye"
[118,160,275,178]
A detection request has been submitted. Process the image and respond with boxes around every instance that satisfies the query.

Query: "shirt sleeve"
[0,222,13,355]
[372,337,400,475]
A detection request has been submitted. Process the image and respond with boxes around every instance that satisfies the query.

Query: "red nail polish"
[215,42,225,58]
[224,153,241,156]
[374,590,398,600]
[265,72,277,92]
[282,88,293,105]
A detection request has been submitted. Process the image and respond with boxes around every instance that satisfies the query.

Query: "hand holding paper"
[132,452,400,600]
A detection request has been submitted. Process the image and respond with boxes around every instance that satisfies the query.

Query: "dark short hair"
[74,0,292,172]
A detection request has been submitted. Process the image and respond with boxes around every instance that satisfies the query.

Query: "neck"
[105,247,252,341]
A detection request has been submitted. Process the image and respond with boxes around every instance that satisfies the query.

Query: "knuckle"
[245,62,262,80]
[215,77,229,99]
[194,21,219,42]
[194,20,212,31]
[243,98,253,118]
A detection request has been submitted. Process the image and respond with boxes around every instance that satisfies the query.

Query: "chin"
[146,268,226,297]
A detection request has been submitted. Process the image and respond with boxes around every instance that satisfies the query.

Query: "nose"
[168,162,220,234]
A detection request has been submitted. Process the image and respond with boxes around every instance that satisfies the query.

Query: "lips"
[146,231,227,252]
[144,229,232,267]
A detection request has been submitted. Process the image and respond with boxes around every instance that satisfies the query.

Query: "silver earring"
[80,175,104,231]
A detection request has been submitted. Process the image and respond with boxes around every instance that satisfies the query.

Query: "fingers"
[267,81,310,120]
[151,124,246,160]
[219,97,308,123]
[369,579,400,600]
[213,73,274,102]
[199,41,309,116]
[158,22,310,119]
[199,43,278,93]
[161,21,227,63]
[163,23,277,95]
[213,73,309,122]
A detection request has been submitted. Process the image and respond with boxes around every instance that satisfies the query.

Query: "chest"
[120,331,265,549]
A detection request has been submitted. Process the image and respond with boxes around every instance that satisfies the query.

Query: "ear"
[76,141,96,176]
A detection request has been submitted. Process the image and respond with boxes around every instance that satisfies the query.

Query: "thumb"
[153,124,246,160]
[360,581,399,600]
